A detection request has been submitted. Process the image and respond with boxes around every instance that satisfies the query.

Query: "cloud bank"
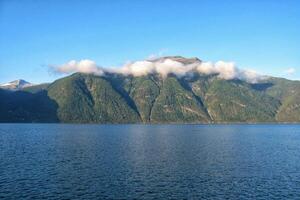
[50,57,264,83]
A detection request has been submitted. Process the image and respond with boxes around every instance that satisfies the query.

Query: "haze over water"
[0,124,299,199]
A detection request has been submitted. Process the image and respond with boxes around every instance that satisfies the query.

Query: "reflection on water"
[0,124,300,199]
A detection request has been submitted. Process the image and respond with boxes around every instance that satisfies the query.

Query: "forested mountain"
[1,57,300,123]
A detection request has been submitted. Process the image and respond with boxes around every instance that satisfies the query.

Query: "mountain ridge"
[1,56,300,123]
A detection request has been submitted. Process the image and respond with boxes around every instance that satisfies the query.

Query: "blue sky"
[0,0,300,83]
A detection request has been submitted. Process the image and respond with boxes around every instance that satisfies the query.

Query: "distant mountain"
[0,79,34,90]
[1,56,300,123]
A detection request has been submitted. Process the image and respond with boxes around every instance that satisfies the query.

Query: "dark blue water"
[1,124,300,199]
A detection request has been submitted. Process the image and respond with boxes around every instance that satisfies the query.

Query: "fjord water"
[0,124,300,199]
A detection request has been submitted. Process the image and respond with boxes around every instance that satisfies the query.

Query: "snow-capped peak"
[0,79,34,90]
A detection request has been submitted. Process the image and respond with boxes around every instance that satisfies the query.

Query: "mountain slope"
[116,74,210,123]
[150,76,210,123]
[264,78,300,122]
[203,79,280,122]
[121,75,161,122]
[22,83,50,93]
[0,89,58,122]
[47,73,141,123]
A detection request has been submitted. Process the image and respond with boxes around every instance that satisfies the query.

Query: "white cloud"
[50,57,264,83]
[284,68,296,75]
[50,59,104,75]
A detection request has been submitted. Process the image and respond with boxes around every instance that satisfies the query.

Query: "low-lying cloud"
[50,60,104,75]
[50,57,264,83]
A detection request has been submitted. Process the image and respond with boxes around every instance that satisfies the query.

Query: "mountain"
[0,79,34,90]
[0,88,58,122]
[1,56,300,123]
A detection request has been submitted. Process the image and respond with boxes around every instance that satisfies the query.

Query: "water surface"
[0,124,300,199]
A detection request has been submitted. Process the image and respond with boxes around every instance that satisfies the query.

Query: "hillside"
[0,89,58,122]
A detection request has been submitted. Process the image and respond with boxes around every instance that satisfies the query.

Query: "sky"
[0,0,300,83]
